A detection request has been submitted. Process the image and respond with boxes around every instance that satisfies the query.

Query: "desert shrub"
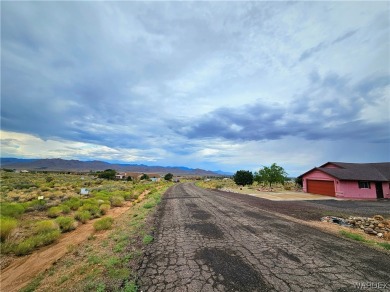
[93,217,114,231]
[0,203,25,218]
[14,230,61,256]
[0,217,18,242]
[14,181,37,190]
[79,203,101,218]
[123,193,138,201]
[25,199,47,212]
[32,230,61,247]
[99,204,111,215]
[55,216,76,232]
[74,210,91,223]
[110,196,124,207]
[60,205,71,214]
[64,197,81,211]
[34,220,59,234]
[13,239,35,256]
[47,206,62,218]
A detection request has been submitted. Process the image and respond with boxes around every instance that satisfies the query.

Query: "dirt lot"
[138,183,390,291]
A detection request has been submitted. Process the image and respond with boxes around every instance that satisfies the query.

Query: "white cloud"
[0,131,157,163]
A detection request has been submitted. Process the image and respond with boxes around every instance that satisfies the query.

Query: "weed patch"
[339,230,366,242]
[110,195,125,207]
[55,216,76,232]
[94,217,114,231]
[0,216,18,242]
[339,230,390,251]
[0,202,25,218]
[143,234,154,244]
[47,206,62,218]
[377,242,390,250]
[74,210,91,223]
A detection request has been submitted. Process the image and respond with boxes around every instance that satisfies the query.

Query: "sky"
[1,1,389,176]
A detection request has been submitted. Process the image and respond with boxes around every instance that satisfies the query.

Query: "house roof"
[300,162,390,181]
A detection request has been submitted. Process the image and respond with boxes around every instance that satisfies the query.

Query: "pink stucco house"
[299,162,390,199]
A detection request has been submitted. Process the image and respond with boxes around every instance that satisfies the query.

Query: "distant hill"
[0,158,226,176]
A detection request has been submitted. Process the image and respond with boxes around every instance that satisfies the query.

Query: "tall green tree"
[97,169,116,180]
[164,173,173,181]
[140,173,150,180]
[254,163,287,187]
[233,170,254,186]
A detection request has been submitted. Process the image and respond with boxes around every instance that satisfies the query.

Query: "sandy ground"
[222,187,344,201]
[0,192,148,292]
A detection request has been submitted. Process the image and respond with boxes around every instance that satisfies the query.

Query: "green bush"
[123,193,138,201]
[14,239,36,256]
[34,220,59,234]
[0,217,18,242]
[79,203,101,218]
[93,217,114,231]
[14,181,37,189]
[0,203,25,218]
[64,197,81,211]
[25,199,47,211]
[99,204,111,215]
[14,230,61,256]
[55,216,76,232]
[61,205,71,214]
[47,206,62,218]
[110,196,124,207]
[74,210,91,223]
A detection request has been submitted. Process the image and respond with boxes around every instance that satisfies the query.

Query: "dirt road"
[138,183,390,291]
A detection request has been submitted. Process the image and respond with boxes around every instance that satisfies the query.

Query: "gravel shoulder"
[138,183,390,291]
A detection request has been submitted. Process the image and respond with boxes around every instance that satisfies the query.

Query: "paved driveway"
[138,183,390,291]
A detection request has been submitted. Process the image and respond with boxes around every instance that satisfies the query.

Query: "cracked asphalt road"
[138,183,390,291]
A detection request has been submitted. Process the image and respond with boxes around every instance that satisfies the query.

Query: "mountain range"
[0,158,232,176]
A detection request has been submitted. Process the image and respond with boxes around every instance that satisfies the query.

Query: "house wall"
[337,181,376,199]
[385,182,390,198]
[337,181,390,199]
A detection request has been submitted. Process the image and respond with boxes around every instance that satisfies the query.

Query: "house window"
[358,181,371,189]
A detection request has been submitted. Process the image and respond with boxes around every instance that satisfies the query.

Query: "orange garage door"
[307,180,335,197]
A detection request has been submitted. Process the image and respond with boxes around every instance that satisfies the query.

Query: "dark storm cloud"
[177,73,390,143]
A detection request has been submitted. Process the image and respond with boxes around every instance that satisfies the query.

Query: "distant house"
[148,173,162,182]
[115,172,127,180]
[299,162,390,199]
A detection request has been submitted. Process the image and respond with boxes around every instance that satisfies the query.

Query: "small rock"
[373,215,384,221]
[377,233,383,238]
[364,228,377,235]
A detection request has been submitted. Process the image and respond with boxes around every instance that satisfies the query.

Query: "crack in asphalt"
[138,183,390,291]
